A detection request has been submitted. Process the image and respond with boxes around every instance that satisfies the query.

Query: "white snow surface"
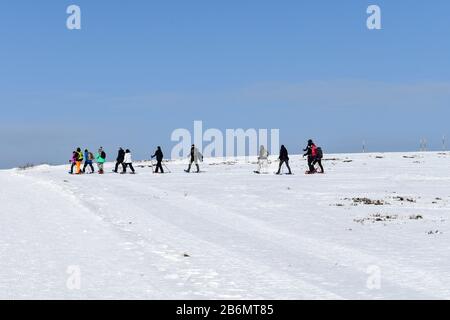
[1,152,449,299]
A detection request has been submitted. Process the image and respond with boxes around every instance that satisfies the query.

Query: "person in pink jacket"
[69,151,77,174]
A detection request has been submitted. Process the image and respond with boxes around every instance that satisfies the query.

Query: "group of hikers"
[69,146,164,175]
[70,147,107,175]
[254,139,324,175]
[69,139,324,175]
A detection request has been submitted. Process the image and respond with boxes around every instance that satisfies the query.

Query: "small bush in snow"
[18,163,35,170]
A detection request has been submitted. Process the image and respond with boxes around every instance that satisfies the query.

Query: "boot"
[196,164,200,173]
[185,164,191,173]
[276,164,282,175]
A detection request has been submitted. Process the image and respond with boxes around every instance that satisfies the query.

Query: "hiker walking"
[151,146,164,173]
[185,144,203,173]
[254,145,269,174]
[82,149,95,174]
[303,139,324,174]
[75,147,84,174]
[113,147,125,173]
[312,147,324,173]
[121,149,136,174]
[69,151,77,174]
[276,145,292,175]
[96,147,106,174]
[303,139,316,173]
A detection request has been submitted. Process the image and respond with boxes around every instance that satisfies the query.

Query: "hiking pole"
[150,159,155,173]
[163,162,172,173]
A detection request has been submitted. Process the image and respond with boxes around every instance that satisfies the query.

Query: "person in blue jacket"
[82,149,95,174]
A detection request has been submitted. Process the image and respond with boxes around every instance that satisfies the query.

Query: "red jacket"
[311,144,317,157]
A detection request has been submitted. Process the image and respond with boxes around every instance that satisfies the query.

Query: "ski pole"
[163,162,172,173]
[150,159,155,173]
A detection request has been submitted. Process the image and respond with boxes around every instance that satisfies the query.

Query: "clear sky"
[1,0,450,168]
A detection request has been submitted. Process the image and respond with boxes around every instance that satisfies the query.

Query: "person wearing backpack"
[113,147,125,173]
[276,145,292,175]
[96,147,106,174]
[121,149,136,174]
[75,147,84,174]
[312,146,324,173]
[69,151,78,174]
[303,139,324,174]
[151,146,164,173]
[82,149,95,174]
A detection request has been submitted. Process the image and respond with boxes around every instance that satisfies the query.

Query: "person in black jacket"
[151,146,164,173]
[114,147,125,173]
[185,144,202,173]
[303,139,315,173]
[276,145,292,175]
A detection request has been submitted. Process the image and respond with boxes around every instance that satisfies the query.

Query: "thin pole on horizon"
[443,135,446,151]
[362,140,366,153]
[420,138,427,152]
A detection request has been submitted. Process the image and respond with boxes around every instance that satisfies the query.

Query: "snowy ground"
[0,152,449,299]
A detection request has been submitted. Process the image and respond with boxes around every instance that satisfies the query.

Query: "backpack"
[316,147,323,159]
[311,145,318,157]
[101,151,106,159]
[88,152,94,160]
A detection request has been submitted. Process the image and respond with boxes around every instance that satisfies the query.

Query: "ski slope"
[0,152,449,299]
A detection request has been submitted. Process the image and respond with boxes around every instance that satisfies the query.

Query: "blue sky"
[1,0,450,168]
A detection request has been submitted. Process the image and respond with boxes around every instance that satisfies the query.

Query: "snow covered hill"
[1,152,449,299]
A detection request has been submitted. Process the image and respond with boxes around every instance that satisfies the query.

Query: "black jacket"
[116,149,125,162]
[279,146,289,161]
[152,149,164,162]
